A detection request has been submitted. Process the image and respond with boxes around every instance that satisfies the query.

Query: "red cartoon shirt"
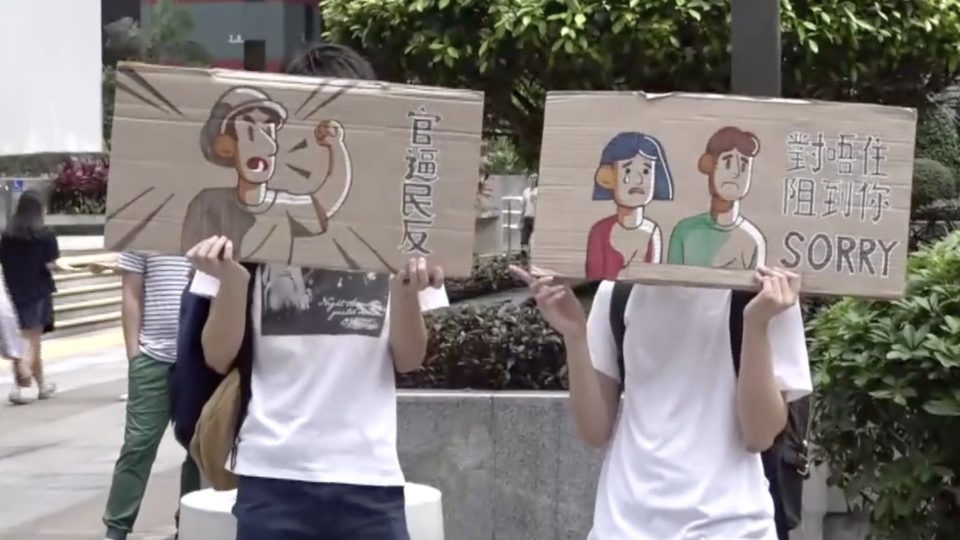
[585,215,655,280]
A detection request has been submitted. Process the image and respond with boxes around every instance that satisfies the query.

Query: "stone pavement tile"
[0,369,189,538]
[0,467,180,540]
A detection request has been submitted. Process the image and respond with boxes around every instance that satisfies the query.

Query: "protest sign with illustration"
[104,63,483,276]
[532,92,917,298]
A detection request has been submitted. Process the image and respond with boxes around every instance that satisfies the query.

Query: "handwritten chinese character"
[809,132,827,174]
[835,134,856,176]
[782,177,817,217]
[399,218,433,255]
[866,182,891,223]
[786,132,810,172]
[408,107,442,146]
[401,182,434,220]
[820,179,842,218]
[861,136,888,177]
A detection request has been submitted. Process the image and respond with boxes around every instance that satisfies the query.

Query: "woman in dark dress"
[0,190,61,404]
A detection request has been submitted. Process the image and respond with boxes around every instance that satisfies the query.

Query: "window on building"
[244,40,266,71]
[304,5,316,42]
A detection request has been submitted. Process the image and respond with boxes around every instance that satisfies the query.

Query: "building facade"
[140,0,319,72]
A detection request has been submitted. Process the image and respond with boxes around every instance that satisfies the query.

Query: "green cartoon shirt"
[667,212,766,270]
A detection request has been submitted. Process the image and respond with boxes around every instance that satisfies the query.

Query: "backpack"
[190,367,241,490]
[608,282,811,533]
[170,264,257,462]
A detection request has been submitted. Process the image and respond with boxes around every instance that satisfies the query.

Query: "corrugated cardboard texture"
[532,92,917,299]
[104,63,483,277]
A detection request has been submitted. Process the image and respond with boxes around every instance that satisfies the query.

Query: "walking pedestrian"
[0,190,63,405]
[101,251,200,540]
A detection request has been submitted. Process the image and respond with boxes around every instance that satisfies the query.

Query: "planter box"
[46,213,105,235]
[396,391,867,540]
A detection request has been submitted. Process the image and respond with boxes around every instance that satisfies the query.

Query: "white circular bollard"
[178,483,444,540]
[178,488,237,540]
[404,483,445,540]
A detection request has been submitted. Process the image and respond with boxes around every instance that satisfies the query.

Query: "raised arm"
[186,236,250,374]
[275,120,352,237]
[388,258,445,373]
[511,266,620,448]
[737,266,801,452]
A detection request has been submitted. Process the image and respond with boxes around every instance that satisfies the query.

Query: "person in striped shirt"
[102,252,200,540]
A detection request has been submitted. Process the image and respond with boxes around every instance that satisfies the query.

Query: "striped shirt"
[118,252,192,363]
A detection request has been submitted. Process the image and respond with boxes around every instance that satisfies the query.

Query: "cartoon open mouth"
[720,181,740,188]
[628,187,646,195]
[246,157,270,173]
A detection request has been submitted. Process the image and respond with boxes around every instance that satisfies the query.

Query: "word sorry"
[779,231,899,278]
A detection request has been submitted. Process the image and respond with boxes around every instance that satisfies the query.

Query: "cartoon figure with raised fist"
[181,86,353,264]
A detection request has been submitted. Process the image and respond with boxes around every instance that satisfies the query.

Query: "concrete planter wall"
[396,391,868,540]
[46,213,105,235]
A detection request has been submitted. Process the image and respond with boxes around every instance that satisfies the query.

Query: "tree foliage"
[809,231,960,538]
[915,105,960,181]
[322,0,960,165]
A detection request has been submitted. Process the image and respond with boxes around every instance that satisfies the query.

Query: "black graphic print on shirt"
[259,265,389,337]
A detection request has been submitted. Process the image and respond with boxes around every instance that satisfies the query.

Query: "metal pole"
[730,0,782,98]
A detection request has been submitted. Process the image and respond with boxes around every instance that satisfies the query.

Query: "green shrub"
[322,0,960,164]
[911,158,957,211]
[916,106,960,181]
[398,299,567,390]
[446,253,528,303]
[809,231,960,539]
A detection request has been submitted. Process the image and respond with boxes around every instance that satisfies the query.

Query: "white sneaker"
[8,386,34,405]
[37,383,57,400]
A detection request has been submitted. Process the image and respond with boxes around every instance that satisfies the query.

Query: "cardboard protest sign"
[532,92,917,298]
[104,63,483,276]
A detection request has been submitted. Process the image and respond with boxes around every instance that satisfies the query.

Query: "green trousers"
[103,354,201,539]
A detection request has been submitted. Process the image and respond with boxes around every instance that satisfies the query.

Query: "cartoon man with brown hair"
[181,86,352,264]
[667,126,766,269]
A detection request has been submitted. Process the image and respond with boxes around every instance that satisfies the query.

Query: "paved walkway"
[0,333,185,540]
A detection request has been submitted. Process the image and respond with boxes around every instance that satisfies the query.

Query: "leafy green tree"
[101,0,212,149]
[322,0,960,166]
[103,0,212,67]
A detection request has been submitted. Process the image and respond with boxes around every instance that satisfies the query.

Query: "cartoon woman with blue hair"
[585,132,674,280]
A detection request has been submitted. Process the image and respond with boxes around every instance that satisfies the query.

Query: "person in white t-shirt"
[183,44,449,540]
[510,265,812,540]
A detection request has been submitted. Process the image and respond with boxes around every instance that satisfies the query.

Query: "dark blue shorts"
[232,476,410,540]
[13,295,53,333]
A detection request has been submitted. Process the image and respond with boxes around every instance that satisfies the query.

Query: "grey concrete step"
[54,296,122,321]
[53,269,120,289]
[53,281,121,304]
[49,311,122,339]
[50,264,122,337]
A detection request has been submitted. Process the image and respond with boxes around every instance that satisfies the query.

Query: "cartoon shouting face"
[201,87,289,184]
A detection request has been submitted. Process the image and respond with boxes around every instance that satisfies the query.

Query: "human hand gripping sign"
[508,265,587,338]
[390,257,445,302]
[744,266,801,326]
[185,235,250,285]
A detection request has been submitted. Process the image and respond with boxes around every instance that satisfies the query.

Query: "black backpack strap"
[609,281,633,385]
[728,290,755,376]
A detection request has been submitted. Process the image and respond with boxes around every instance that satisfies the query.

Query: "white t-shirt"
[191,266,448,486]
[586,282,812,540]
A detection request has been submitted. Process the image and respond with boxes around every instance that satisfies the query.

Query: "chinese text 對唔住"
[780,131,898,278]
